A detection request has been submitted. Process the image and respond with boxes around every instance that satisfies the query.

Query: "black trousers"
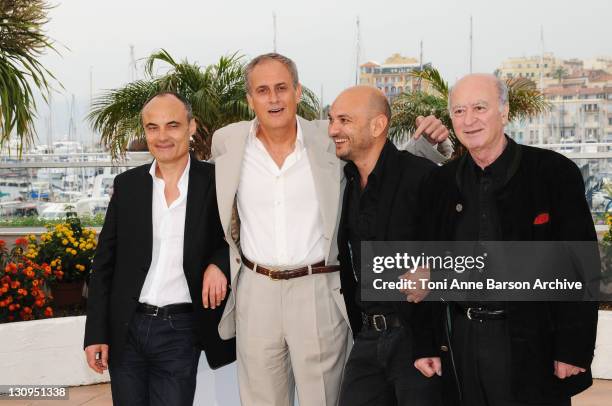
[339,326,443,406]
[452,312,571,406]
[109,311,200,406]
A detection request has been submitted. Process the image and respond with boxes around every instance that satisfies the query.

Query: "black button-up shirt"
[454,136,517,307]
[344,141,396,315]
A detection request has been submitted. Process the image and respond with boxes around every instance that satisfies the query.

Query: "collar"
[247,116,304,151]
[149,154,191,195]
[344,140,392,182]
[456,135,521,192]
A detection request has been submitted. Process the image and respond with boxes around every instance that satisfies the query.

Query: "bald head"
[449,73,509,113]
[448,73,510,159]
[329,85,392,162]
[336,85,391,128]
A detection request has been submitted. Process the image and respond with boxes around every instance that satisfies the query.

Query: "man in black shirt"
[329,85,450,406]
[418,74,598,406]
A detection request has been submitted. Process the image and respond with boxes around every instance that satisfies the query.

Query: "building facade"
[359,53,434,100]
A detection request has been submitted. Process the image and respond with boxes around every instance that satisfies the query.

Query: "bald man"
[418,74,598,406]
[329,86,444,406]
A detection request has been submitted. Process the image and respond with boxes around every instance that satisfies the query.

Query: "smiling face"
[449,75,509,154]
[328,87,387,162]
[141,94,195,165]
[246,59,301,132]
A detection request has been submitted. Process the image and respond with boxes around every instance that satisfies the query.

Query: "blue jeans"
[109,311,200,406]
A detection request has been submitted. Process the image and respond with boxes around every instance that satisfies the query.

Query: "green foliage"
[0,0,60,153]
[0,214,104,228]
[89,49,321,160]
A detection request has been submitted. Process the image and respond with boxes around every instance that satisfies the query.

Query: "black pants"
[339,326,443,406]
[109,311,200,406]
[452,312,571,406]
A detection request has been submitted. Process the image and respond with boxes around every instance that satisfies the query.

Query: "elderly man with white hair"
[414,74,599,406]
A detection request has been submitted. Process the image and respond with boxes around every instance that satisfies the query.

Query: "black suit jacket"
[84,158,236,369]
[425,138,599,403]
[338,142,439,359]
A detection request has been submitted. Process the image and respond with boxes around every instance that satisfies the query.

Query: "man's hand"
[202,264,227,309]
[400,266,431,303]
[85,344,109,374]
[414,357,442,377]
[554,360,586,379]
[414,115,449,145]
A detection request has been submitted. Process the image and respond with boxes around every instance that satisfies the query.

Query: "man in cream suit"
[210,53,451,406]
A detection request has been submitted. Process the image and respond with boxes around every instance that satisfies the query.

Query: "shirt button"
[456,203,463,213]
[440,345,449,352]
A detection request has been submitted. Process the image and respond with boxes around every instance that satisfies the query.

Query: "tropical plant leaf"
[88,49,321,159]
[0,0,60,154]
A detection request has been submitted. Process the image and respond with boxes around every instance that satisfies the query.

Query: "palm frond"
[89,50,321,159]
[0,0,60,153]
[409,66,449,98]
[506,77,551,122]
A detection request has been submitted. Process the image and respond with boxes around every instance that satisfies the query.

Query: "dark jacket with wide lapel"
[424,138,599,403]
[84,157,235,369]
[337,142,439,359]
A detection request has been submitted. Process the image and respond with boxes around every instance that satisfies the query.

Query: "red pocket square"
[533,212,550,225]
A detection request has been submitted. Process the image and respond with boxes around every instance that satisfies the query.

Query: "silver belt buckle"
[372,314,387,331]
[152,306,159,317]
[466,307,482,322]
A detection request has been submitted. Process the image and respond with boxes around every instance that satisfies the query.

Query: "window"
[608,117,612,125]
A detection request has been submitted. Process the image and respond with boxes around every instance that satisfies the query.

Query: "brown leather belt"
[241,255,339,280]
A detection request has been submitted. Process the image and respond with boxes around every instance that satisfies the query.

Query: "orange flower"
[44,307,53,317]
[0,239,6,249]
[8,304,15,311]
[14,237,27,246]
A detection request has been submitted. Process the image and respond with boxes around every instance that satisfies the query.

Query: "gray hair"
[141,91,193,124]
[448,75,509,113]
[244,53,299,93]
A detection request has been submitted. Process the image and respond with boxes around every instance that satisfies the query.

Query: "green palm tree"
[552,66,568,85]
[0,0,59,154]
[390,66,551,157]
[88,49,321,160]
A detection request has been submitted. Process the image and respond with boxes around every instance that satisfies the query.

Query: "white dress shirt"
[237,118,326,267]
[139,157,192,307]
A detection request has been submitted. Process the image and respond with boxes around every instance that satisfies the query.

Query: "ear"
[188,118,197,136]
[295,83,303,103]
[246,91,254,110]
[501,103,510,126]
[370,114,388,139]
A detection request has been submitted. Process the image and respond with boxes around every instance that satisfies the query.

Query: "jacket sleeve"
[411,165,444,360]
[207,168,230,280]
[405,136,452,164]
[84,178,119,348]
[550,157,599,368]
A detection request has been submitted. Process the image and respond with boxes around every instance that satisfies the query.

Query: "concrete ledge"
[0,316,109,386]
[593,310,612,379]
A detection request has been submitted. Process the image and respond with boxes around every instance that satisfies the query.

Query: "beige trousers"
[236,266,351,406]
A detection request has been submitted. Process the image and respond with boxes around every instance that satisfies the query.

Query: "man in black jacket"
[414,74,599,406]
[329,85,450,406]
[84,92,235,406]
